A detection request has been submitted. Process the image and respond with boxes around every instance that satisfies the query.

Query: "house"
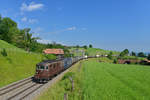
[140,59,150,65]
[117,59,141,64]
[43,49,64,59]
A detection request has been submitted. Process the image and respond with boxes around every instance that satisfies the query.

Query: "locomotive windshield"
[36,65,48,70]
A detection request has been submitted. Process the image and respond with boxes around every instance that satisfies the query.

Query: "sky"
[0,0,150,52]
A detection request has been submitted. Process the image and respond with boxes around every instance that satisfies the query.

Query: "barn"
[43,49,64,59]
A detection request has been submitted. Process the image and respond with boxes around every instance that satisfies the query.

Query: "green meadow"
[0,40,43,87]
[37,59,150,100]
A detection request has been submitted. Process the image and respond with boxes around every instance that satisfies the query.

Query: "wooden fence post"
[64,93,68,100]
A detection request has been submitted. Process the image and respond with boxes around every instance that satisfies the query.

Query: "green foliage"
[120,49,129,57]
[44,54,56,60]
[118,56,145,61]
[147,54,150,60]
[107,51,113,59]
[85,51,89,56]
[70,47,120,57]
[99,57,114,63]
[113,59,118,64]
[138,52,146,57]
[83,45,87,49]
[89,44,93,48]
[76,45,79,48]
[0,17,18,43]
[0,16,40,52]
[62,72,75,80]
[131,51,136,56]
[1,48,7,57]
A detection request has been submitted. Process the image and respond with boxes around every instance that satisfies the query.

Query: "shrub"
[44,54,56,60]
[138,52,146,57]
[108,52,113,60]
[62,72,75,80]
[89,44,93,48]
[119,49,129,57]
[147,54,150,60]
[1,48,7,57]
[113,59,118,64]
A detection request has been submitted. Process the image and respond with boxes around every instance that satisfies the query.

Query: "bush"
[113,59,118,64]
[147,54,150,60]
[108,52,113,60]
[89,44,93,48]
[44,54,56,60]
[138,52,146,57]
[83,45,87,49]
[119,49,129,57]
[1,48,7,57]
[62,72,75,80]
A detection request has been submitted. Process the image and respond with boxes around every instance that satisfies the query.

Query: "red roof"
[43,49,64,54]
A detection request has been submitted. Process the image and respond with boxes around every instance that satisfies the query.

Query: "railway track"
[0,59,85,100]
[0,77,44,100]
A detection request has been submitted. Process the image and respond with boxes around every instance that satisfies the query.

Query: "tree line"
[108,48,150,60]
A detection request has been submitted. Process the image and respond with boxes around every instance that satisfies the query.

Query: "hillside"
[70,47,120,56]
[0,40,43,87]
[37,58,150,100]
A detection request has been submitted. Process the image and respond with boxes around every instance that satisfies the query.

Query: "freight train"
[34,56,85,83]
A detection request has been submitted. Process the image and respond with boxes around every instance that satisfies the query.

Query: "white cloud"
[28,19,38,24]
[67,26,76,31]
[21,17,27,22]
[48,26,77,34]
[37,39,66,45]
[20,2,44,12]
[21,17,38,24]
[37,39,52,44]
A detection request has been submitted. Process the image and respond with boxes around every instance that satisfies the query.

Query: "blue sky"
[0,0,150,52]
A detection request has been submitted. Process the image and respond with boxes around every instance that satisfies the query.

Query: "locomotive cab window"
[46,66,48,70]
[40,66,45,70]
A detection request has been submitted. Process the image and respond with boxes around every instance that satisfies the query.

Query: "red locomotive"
[34,57,83,83]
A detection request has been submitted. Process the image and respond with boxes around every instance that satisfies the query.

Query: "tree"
[47,43,53,48]
[83,45,87,49]
[147,54,150,60]
[120,49,129,57]
[113,59,118,64]
[131,51,136,56]
[0,17,18,43]
[108,51,113,59]
[76,45,79,48]
[138,52,145,57]
[23,28,40,52]
[0,15,2,23]
[89,44,93,48]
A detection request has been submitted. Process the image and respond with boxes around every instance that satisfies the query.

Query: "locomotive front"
[34,62,49,82]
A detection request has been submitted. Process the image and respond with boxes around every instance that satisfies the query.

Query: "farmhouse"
[43,49,64,59]
[118,59,141,64]
[140,59,150,65]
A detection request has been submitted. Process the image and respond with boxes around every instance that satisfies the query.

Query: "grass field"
[36,59,150,100]
[0,40,43,87]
